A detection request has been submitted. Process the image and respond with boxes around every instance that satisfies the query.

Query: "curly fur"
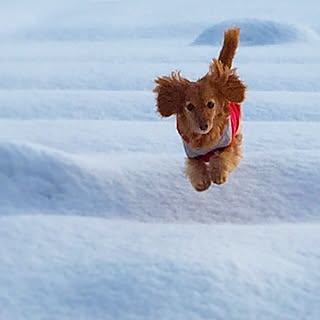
[154,28,247,191]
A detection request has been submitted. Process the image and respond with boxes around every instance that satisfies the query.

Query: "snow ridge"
[1,141,319,223]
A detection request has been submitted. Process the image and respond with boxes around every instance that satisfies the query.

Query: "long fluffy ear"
[209,59,246,103]
[218,27,240,68]
[153,71,189,117]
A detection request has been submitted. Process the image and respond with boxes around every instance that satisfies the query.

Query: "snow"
[1,59,320,91]
[0,123,319,222]
[0,0,319,319]
[192,19,313,46]
[0,90,319,121]
[1,216,320,320]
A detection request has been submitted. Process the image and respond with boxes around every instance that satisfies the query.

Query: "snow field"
[1,216,320,320]
[0,0,320,319]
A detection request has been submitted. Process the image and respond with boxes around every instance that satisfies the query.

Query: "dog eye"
[207,101,215,109]
[186,103,195,111]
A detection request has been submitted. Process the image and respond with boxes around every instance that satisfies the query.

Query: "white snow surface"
[1,216,320,320]
[0,0,320,319]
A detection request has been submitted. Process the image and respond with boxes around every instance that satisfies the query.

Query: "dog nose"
[200,123,208,131]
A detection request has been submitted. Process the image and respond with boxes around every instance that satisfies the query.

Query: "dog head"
[154,28,246,135]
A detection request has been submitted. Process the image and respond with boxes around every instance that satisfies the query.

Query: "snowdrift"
[1,140,319,223]
[192,19,317,46]
[0,142,108,214]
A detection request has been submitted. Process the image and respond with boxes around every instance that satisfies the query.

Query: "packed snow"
[0,0,319,319]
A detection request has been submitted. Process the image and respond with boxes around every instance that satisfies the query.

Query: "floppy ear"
[209,59,246,103]
[153,71,188,117]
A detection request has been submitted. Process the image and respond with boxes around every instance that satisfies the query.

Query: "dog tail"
[218,27,240,69]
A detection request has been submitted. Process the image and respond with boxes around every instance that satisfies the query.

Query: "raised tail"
[218,27,240,68]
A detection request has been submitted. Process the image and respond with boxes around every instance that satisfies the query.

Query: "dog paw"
[191,176,211,192]
[211,171,228,185]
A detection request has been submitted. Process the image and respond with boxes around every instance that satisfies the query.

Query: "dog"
[154,28,246,191]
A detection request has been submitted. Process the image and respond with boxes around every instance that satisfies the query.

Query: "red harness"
[195,102,241,162]
[229,102,241,139]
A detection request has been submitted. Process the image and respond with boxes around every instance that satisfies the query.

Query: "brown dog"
[154,28,247,191]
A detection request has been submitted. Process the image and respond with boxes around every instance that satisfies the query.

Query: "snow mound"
[0,142,319,223]
[192,19,314,46]
[0,142,110,214]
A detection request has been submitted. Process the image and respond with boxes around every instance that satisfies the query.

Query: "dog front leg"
[185,158,211,192]
[209,133,243,185]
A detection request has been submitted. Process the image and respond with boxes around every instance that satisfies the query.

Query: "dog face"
[181,81,220,134]
[154,59,246,135]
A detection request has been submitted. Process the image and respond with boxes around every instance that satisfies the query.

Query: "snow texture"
[0,0,319,319]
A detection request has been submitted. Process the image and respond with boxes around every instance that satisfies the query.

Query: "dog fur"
[154,28,247,191]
